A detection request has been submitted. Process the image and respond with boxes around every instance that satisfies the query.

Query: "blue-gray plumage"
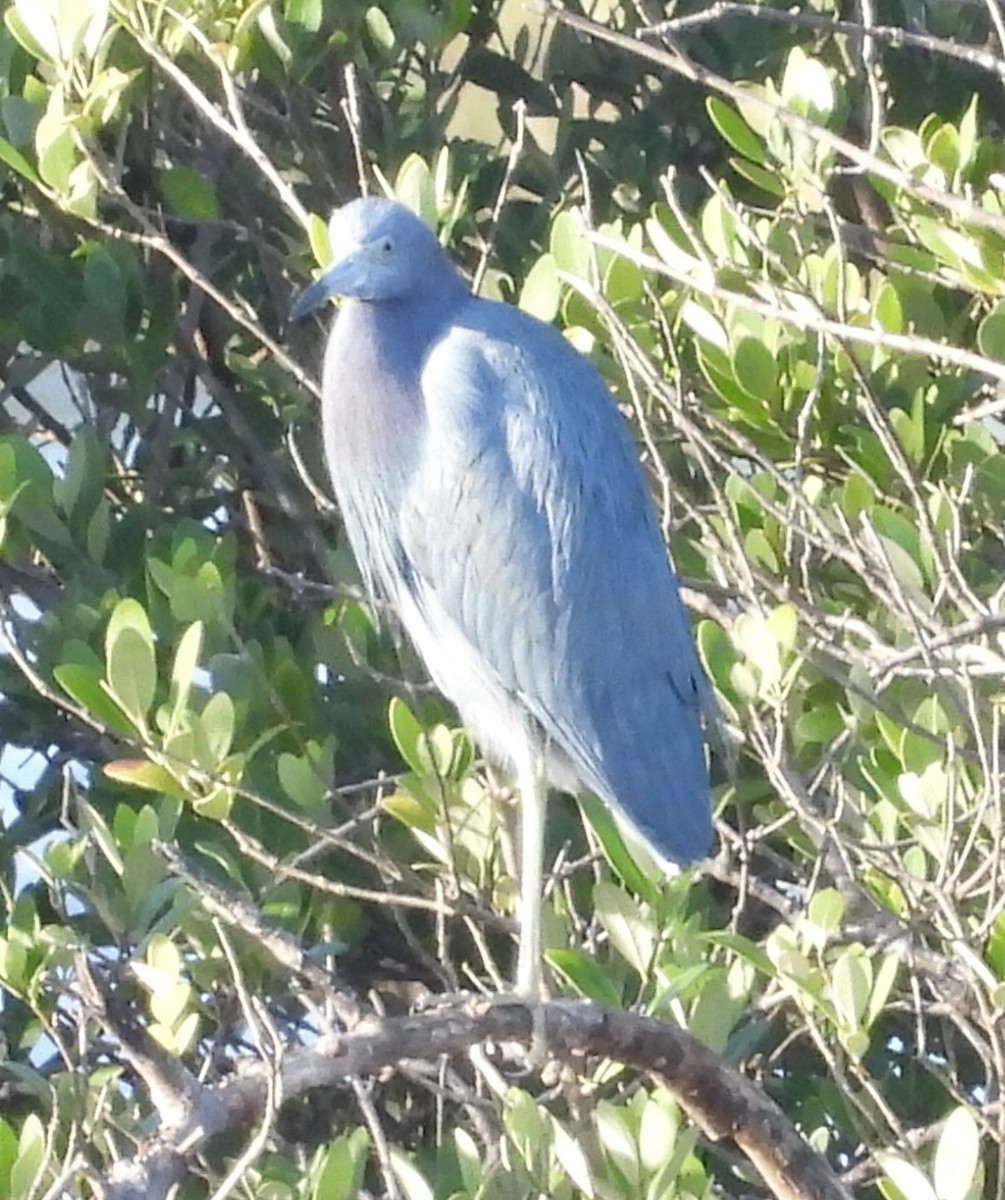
[291,197,712,998]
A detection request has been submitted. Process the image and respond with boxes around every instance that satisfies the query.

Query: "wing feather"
[397,300,711,863]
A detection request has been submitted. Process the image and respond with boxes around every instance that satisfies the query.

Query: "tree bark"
[99,998,850,1200]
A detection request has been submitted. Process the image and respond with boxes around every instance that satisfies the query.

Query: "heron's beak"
[289,269,338,321]
[288,244,377,320]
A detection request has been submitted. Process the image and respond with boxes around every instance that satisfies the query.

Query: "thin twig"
[639,1,1005,81]
[472,99,528,296]
[540,2,1005,238]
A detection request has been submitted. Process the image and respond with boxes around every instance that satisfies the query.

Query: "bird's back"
[386,295,713,865]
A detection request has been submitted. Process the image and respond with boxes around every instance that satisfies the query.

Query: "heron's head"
[290,198,456,319]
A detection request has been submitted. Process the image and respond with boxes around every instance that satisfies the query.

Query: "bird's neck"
[338,277,466,380]
[362,272,467,344]
[321,282,466,506]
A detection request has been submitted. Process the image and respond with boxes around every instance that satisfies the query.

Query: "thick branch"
[100,999,850,1200]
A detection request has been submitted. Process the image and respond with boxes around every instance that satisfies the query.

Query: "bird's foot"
[511,982,548,1069]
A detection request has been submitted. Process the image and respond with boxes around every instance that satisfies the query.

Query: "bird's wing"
[397,301,711,863]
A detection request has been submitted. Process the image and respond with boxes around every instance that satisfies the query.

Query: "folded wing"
[396,300,712,864]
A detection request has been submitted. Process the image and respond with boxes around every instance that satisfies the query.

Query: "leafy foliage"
[0,1,1003,1199]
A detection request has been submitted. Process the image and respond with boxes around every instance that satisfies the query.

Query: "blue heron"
[291,197,712,1001]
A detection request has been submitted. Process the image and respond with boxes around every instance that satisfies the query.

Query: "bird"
[290,196,713,1002]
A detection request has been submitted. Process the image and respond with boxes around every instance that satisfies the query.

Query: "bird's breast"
[320,302,436,602]
[322,307,426,499]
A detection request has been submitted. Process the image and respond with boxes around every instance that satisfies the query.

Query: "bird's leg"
[514,743,548,1063]
[515,745,547,1000]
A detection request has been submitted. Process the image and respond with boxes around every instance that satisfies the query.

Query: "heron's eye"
[381,238,393,256]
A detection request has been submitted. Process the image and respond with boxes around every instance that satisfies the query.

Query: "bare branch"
[100,999,852,1200]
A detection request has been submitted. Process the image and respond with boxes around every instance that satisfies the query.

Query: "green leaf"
[312,1133,370,1200]
[364,5,395,50]
[105,599,157,727]
[286,0,323,31]
[957,95,979,171]
[706,97,766,164]
[0,134,41,184]
[868,506,925,595]
[54,662,132,734]
[83,66,138,124]
[53,425,104,521]
[733,612,783,687]
[388,696,425,775]
[767,604,798,653]
[9,1113,45,1200]
[307,212,333,267]
[453,1129,482,1198]
[933,1107,980,1200]
[806,889,845,941]
[78,798,124,876]
[504,1090,548,1171]
[687,961,752,1052]
[696,619,735,696]
[866,953,900,1030]
[149,558,226,623]
[168,621,203,735]
[60,0,109,59]
[595,1101,640,1189]
[875,1153,937,1200]
[252,4,292,65]
[395,155,437,229]
[159,165,219,221]
[82,244,126,336]
[199,692,235,765]
[191,782,234,822]
[550,210,592,278]
[106,598,154,665]
[925,123,959,181]
[679,300,727,351]
[729,155,785,197]
[978,300,1005,360]
[150,977,193,1029]
[382,786,437,834]
[0,1120,18,1198]
[278,751,326,808]
[11,0,58,59]
[104,760,183,795]
[519,253,560,322]
[552,1116,594,1196]
[594,881,654,978]
[578,792,655,902]
[604,252,644,306]
[35,112,74,192]
[168,1010,199,1054]
[638,1093,679,1175]
[781,48,834,121]
[701,193,741,262]
[831,946,871,1035]
[546,948,623,1006]
[388,1149,433,1200]
[732,337,778,404]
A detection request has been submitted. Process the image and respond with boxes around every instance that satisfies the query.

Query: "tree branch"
[538,2,1005,239]
[639,2,1005,82]
[99,999,851,1200]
